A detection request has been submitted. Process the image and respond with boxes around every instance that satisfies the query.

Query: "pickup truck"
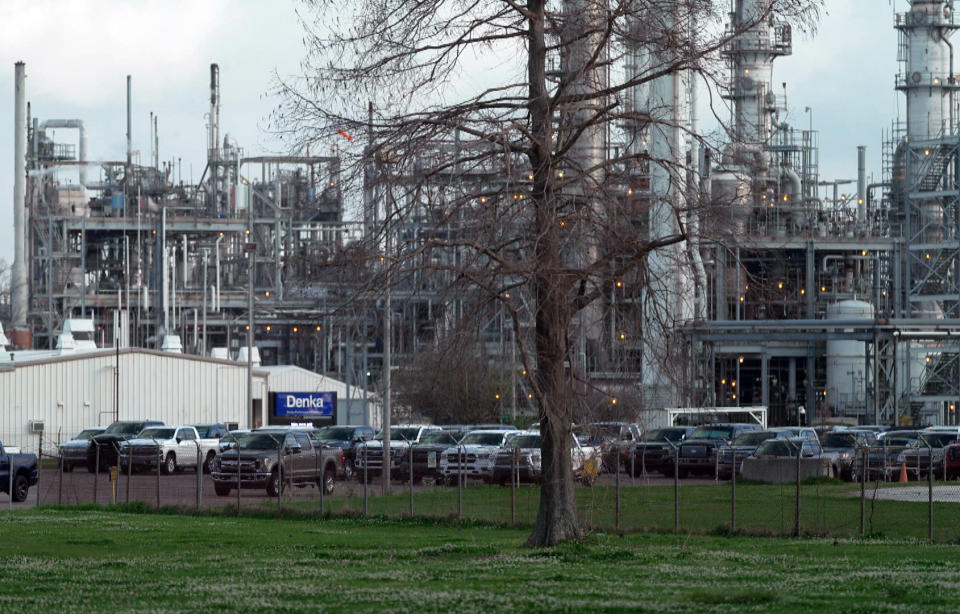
[0,440,39,502]
[86,420,164,472]
[118,425,221,474]
[439,429,519,483]
[210,427,344,496]
[58,426,106,472]
[490,430,601,486]
[354,425,442,482]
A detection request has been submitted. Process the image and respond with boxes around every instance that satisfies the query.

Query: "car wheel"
[163,453,177,476]
[214,483,231,497]
[203,451,216,474]
[343,463,354,481]
[322,466,335,495]
[267,470,285,497]
[11,474,29,502]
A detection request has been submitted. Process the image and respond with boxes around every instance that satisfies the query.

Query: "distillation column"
[629,3,694,409]
[10,61,30,349]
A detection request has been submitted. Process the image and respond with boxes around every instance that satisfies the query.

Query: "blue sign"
[274,392,336,417]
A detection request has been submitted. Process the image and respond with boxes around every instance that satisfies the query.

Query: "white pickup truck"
[439,429,518,483]
[118,425,220,474]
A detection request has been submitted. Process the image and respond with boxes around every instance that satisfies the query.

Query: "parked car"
[315,425,375,479]
[676,423,762,478]
[490,430,600,486]
[355,425,443,482]
[211,427,344,496]
[118,425,221,474]
[57,427,105,472]
[717,428,804,479]
[896,431,960,479]
[0,440,39,502]
[574,422,641,472]
[439,429,519,484]
[393,429,464,484]
[850,433,918,481]
[86,420,164,472]
[944,441,960,479]
[626,426,694,477]
[819,429,875,481]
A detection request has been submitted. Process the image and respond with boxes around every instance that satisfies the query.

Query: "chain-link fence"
[7,434,960,542]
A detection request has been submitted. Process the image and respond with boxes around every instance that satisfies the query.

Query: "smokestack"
[126,75,132,167]
[210,64,219,162]
[10,61,29,348]
[857,145,866,223]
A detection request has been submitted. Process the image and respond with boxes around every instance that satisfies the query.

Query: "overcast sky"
[0,0,902,265]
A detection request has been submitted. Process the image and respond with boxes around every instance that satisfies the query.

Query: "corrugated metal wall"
[0,350,266,450]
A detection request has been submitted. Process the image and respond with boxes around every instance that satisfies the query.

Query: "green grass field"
[2,505,960,612]
[295,479,959,541]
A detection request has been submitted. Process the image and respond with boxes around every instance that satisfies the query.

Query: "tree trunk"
[524,0,582,547]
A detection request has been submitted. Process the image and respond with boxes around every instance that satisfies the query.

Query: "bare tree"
[278,0,819,545]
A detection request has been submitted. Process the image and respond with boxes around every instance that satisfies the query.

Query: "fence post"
[793,444,801,536]
[928,443,934,541]
[58,448,63,506]
[673,444,679,532]
[511,447,517,524]
[860,446,866,537]
[126,441,132,504]
[235,436,241,514]
[408,442,414,517]
[196,441,202,510]
[457,444,463,519]
[362,444,368,516]
[615,450,621,530]
[36,432,43,507]
[94,442,100,505]
[8,453,13,510]
[155,439,161,509]
[277,440,283,512]
[730,448,736,532]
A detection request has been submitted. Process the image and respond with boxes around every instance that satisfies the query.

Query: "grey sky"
[0,0,905,265]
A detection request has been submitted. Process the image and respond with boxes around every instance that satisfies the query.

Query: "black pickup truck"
[211,428,344,497]
[0,440,39,502]
[86,420,164,472]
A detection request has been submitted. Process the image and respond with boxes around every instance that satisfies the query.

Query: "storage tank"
[825,300,874,416]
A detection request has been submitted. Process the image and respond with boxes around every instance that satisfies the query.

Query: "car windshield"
[227,433,284,449]
[578,425,621,440]
[511,435,541,449]
[822,433,857,448]
[104,422,147,435]
[754,440,799,457]
[919,433,959,447]
[883,438,915,447]
[316,427,356,441]
[420,432,457,445]
[376,427,422,442]
[733,431,776,446]
[72,429,101,441]
[642,429,680,443]
[138,428,176,439]
[461,432,506,446]
[690,426,734,440]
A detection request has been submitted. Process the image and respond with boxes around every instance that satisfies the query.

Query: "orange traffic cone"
[899,462,908,483]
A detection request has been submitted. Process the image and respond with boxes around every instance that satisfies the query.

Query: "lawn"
[1,506,960,612]
[295,479,960,541]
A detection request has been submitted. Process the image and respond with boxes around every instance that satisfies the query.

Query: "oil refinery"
[4,0,960,432]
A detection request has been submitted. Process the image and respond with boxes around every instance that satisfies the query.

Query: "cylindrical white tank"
[899,1,956,138]
[825,300,874,416]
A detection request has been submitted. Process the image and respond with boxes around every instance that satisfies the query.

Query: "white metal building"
[0,349,377,452]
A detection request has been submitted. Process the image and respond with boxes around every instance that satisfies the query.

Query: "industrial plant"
[4,0,960,443]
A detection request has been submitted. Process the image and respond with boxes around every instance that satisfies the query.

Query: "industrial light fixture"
[611,398,617,405]
[738,356,744,364]
[264,291,270,297]
[265,325,271,331]
[292,326,298,333]
[315,325,322,332]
